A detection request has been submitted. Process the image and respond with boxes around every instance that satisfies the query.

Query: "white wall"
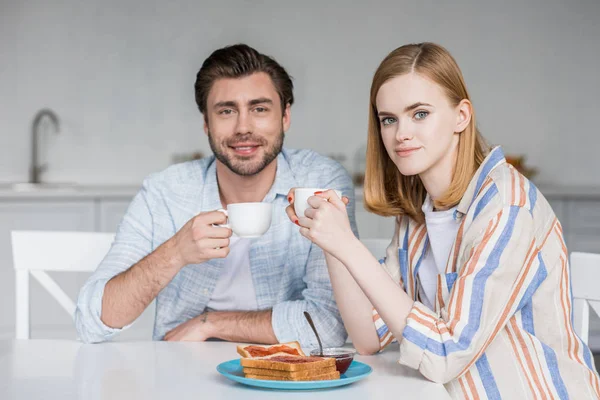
[1,0,599,185]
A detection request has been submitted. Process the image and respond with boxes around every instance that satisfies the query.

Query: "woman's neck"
[419,138,459,204]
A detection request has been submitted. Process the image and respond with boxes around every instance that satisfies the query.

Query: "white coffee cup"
[294,188,343,218]
[217,202,273,238]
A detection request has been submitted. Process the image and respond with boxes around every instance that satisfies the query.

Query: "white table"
[0,340,450,399]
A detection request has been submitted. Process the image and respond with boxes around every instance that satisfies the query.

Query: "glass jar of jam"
[310,348,357,375]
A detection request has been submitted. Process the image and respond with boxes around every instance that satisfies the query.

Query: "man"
[74,44,357,348]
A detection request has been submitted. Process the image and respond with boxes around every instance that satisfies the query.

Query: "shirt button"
[203,289,209,295]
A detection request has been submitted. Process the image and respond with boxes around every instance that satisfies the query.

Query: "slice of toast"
[243,366,337,379]
[245,371,340,381]
[240,355,335,372]
[236,341,305,358]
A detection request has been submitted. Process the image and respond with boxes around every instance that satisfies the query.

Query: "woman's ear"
[455,99,472,133]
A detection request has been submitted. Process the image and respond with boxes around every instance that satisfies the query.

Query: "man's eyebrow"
[248,98,273,106]
[214,100,237,108]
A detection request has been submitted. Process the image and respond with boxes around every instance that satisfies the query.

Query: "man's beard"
[208,130,284,176]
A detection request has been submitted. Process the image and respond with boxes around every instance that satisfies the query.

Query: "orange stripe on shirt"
[407,222,423,252]
[465,371,481,400]
[519,173,527,207]
[506,321,538,398]
[524,329,555,399]
[540,218,558,249]
[437,275,445,310]
[510,318,549,399]
[451,218,467,273]
[458,376,471,399]
[558,255,583,365]
[381,331,395,348]
[448,211,503,331]
[511,168,516,204]
[408,308,450,335]
[408,226,427,298]
[555,226,568,257]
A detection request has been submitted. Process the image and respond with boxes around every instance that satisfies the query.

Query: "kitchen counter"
[0,184,140,200]
[1,183,600,200]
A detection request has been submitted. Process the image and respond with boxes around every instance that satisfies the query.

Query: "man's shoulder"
[142,156,214,190]
[283,148,348,179]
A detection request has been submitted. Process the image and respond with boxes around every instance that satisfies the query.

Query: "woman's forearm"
[325,252,381,354]
[333,238,414,347]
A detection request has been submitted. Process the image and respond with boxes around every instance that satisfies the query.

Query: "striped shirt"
[373,146,600,399]
[74,148,357,348]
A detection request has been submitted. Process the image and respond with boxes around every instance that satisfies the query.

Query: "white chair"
[361,238,390,261]
[570,252,600,344]
[11,230,114,339]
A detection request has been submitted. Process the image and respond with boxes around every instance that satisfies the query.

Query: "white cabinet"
[0,200,95,338]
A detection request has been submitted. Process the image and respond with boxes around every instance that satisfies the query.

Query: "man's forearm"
[101,239,182,329]
[207,310,278,344]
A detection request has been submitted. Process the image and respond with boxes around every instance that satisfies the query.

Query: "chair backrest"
[361,238,390,262]
[570,252,600,345]
[11,230,115,339]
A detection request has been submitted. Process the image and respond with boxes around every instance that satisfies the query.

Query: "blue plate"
[216,359,372,390]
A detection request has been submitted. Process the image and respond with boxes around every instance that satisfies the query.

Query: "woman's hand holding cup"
[285,188,353,257]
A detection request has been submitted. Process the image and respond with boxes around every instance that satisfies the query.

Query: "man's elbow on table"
[73,303,117,344]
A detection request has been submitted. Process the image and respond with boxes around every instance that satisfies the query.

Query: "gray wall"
[1,0,599,185]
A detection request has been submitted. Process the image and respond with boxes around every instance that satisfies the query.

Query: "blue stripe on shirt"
[476,354,502,400]
[474,184,498,219]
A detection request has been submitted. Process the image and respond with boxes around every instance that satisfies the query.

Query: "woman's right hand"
[285,188,350,226]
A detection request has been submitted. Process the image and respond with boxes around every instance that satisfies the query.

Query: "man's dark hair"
[194,44,294,117]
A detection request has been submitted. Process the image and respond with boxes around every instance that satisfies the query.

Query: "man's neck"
[216,159,278,207]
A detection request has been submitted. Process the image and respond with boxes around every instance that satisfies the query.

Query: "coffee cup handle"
[214,209,230,229]
[212,209,237,249]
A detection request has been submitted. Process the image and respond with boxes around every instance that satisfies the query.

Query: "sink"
[0,182,80,192]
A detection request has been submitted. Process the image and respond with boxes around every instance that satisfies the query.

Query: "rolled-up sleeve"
[74,177,157,343]
[272,164,358,349]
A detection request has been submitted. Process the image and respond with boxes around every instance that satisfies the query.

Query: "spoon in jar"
[303,311,323,357]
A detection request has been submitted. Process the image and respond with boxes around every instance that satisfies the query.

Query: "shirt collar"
[456,145,506,216]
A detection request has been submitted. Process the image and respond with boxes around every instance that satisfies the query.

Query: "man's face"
[204,72,291,176]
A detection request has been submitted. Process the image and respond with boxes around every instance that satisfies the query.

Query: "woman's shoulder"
[464,162,558,242]
[474,162,548,216]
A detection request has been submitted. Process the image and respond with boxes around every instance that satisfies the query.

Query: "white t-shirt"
[206,237,259,311]
[418,195,461,310]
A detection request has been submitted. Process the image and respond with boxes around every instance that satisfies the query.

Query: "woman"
[286,43,600,399]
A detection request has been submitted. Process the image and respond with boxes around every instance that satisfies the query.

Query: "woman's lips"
[395,147,421,157]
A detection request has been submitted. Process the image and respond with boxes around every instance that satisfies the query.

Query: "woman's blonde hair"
[364,42,489,223]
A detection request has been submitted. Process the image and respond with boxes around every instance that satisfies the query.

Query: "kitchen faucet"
[30,108,60,184]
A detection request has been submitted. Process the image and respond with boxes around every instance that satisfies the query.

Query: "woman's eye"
[381,117,397,126]
[414,111,429,120]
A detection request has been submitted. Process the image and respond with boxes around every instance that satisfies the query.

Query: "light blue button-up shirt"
[74,148,358,348]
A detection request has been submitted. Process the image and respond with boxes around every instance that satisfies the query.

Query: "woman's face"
[376,72,470,186]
